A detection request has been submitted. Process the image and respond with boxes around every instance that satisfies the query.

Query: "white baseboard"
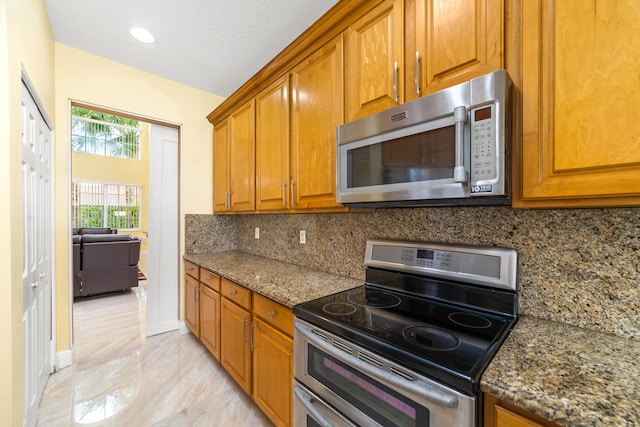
[178,321,190,334]
[56,350,72,370]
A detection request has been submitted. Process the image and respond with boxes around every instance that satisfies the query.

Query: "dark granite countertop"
[184,251,639,426]
[184,251,362,308]
[481,316,640,426]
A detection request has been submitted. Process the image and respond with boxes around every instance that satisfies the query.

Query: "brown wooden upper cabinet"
[255,34,346,212]
[290,34,345,210]
[213,99,255,213]
[514,0,640,207]
[255,77,290,211]
[346,0,404,122]
[406,0,504,102]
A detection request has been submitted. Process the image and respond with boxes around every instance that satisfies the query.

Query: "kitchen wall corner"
[185,214,237,253]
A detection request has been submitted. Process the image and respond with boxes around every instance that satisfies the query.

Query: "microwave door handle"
[453,106,467,183]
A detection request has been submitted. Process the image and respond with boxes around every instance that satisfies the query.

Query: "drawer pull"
[229,290,237,296]
[268,311,276,319]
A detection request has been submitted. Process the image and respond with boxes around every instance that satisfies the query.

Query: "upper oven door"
[294,319,475,427]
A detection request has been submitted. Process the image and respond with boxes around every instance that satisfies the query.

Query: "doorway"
[69,104,180,341]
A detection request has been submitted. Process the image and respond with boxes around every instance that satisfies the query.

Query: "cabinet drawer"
[184,260,199,280]
[221,278,251,309]
[253,293,293,337]
[200,268,220,292]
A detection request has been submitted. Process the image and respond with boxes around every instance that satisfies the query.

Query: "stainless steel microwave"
[337,70,511,207]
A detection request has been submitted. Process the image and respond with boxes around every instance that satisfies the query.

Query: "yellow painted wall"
[71,123,151,249]
[54,44,224,358]
[0,0,55,424]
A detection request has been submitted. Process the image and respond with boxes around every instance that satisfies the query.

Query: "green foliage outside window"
[78,205,140,229]
[71,107,141,159]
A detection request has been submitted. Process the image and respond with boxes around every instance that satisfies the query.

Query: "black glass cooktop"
[293,278,517,394]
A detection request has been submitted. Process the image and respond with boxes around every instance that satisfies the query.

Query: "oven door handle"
[295,385,345,427]
[296,321,459,409]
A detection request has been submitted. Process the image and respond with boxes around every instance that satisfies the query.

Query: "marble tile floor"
[37,265,274,426]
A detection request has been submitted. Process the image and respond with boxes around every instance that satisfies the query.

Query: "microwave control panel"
[469,104,496,192]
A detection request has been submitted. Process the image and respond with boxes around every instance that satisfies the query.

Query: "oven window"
[308,346,429,427]
[307,416,321,427]
[347,125,455,189]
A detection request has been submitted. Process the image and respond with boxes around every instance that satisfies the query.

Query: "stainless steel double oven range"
[293,239,518,427]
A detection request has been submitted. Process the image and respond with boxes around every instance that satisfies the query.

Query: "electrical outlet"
[299,229,306,244]
[254,227,260,239]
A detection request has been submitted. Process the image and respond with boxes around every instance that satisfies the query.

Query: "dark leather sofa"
[73,228,141,298]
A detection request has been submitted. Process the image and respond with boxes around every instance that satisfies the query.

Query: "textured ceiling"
[45,0,339,97]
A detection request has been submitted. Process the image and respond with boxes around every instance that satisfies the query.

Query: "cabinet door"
[200,284,220,361]
[221,297,252,394]
[408,0,503,101]
[252,317,293,427]
[184,274,200,337]
[213,119,230,212]
[346,0,404,121]
[256,76,290,211]
[229,99,256,212]
[484,394,560,427]
[516,0,640,207]
[291,34,345,210]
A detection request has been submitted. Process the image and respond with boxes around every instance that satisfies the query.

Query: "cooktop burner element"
[293,239,518,395]
[322,302,356,316]
[449,312,493,329]
[403,326,461,351]
[347,289,401,308]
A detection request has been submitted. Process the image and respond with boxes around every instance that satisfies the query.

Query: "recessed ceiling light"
[130,27,155,44]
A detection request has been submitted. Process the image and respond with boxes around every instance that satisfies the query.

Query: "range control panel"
[365,239,517,291]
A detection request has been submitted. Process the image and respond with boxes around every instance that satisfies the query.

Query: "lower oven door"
[294,380,358,427]
[294,319,475,427]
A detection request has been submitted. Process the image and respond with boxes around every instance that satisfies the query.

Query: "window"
[71,107,141,160]
[72,182,141,230]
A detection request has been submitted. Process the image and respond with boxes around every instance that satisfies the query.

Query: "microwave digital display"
[474,106,492,121]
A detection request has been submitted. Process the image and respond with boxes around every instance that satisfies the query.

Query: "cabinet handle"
[453,106,467,183]
[290,179,296,207]
[282,182,287,207]
[268,311,276,319]
[243,318,249,345]
[250,321,256,351]
[229,290,237,296]
[415,51,421,95]
[226,192,231,210]
[393,61,399,103]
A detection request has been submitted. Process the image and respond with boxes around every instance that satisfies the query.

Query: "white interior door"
[21,82,53,427]
[146,125,179,336]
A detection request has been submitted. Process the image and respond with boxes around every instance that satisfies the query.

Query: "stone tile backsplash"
[185,207,639,339]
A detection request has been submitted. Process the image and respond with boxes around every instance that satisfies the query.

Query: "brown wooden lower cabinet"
[252,294,294,427]
[184,265,200,337]
[220,293,252,394]
[484,394,561,427]
[184,261,294,426]
[200,282,221,360]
